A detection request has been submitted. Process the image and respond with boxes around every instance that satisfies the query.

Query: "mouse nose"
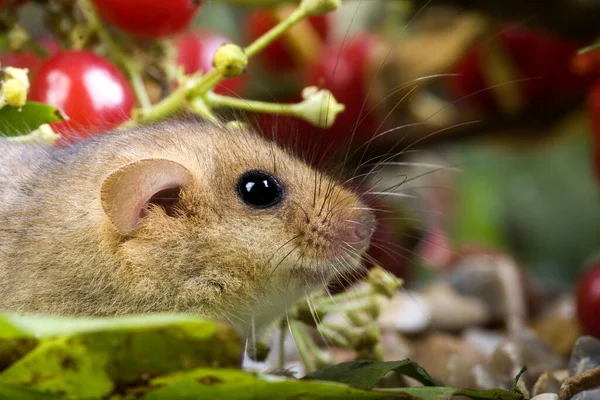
[347,212,375,249]
[353,224,372,242]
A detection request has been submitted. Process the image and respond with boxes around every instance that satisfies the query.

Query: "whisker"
[365,192,416,199]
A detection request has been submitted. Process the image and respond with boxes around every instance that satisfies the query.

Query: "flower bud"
[4,66,30,90]
[368,267,403,298]
[2,78,27,107]
[212,43,248,78]
[293,86,345,128]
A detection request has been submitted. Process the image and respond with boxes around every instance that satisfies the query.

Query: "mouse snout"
[298,205,375,260]
[344,211,376,250]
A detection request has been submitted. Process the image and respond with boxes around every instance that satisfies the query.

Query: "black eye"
[237,170,284,209]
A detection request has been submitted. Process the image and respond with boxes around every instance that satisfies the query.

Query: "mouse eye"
[237,170,284,209]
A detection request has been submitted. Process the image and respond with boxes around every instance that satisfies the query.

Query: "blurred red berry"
[576,261,600,339]
[251,34,385,166]
[571,49,600,77]
[0,38,59,77]
[0,0,26,8]
[92,0,202,39]
[29,51,134,141]
[306,34,383,147]
[587,78,600,185]
[448,24,595,113]
[251,109,338,166]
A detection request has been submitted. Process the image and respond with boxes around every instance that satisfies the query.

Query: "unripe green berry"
[212,43,248,78]
[293,86,345,128]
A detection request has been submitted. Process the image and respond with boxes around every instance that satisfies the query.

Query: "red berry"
[92,0,201,39]
[447,44,495,112]
[0,0,26,8]
[29,51,134,141]
[571,49,600,77]
[306,34,383,147]
[587,78,600,185]
[576,261,600,338]
[174,31,246,96]
[0,38,59,78]
[448,24,595,113]
[246,7,329,72]
[251,35,385,166]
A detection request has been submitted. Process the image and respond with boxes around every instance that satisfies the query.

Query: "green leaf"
[0,315,39,374]
[135,369,521,400]
[141,368,422,400]
[453,388,526,400]
[0,383,57,399]
[302,360,438,390]
[0,315,243,399]
[0,102,66,137]
[391,387,524,400]
[511,366,527,393]
[2,312,211,337]
[0,315,32,339]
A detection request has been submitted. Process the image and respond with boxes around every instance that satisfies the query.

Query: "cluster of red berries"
[1,1,381,149]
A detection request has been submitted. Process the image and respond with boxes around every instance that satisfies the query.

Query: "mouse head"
[99,123,375,330]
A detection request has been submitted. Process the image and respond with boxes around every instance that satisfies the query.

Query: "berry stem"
[578,41,600,55]
[129,70,152,110]
[244,7,307,58]
[310,286,373,308]
[130,4,314,125]
[77,0,152,110]
[205,91,298,115]
[289,319,316,372]
[189,96,219,123]
[131,73,206,123]
[277,318,287,370]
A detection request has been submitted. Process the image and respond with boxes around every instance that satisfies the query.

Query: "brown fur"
[0,120,374,333]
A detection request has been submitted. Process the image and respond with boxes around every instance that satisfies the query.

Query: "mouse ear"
[101,159,194,235]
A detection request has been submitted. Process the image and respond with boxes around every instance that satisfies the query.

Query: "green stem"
[244,7,307,58]
[289,320,316,372]
[123,4,311,125]
[311,286,373,308]
[316,324,351,347]
[303,330,332,368]
[317,299,374,314]
[129,68,152,110]
[278,318,287,370]
[77,0,151,110]
[133,77,199,122]
[189,96,219,124]
[206,92,300,116]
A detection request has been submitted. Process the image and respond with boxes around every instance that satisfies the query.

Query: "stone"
[568,336,600,377]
